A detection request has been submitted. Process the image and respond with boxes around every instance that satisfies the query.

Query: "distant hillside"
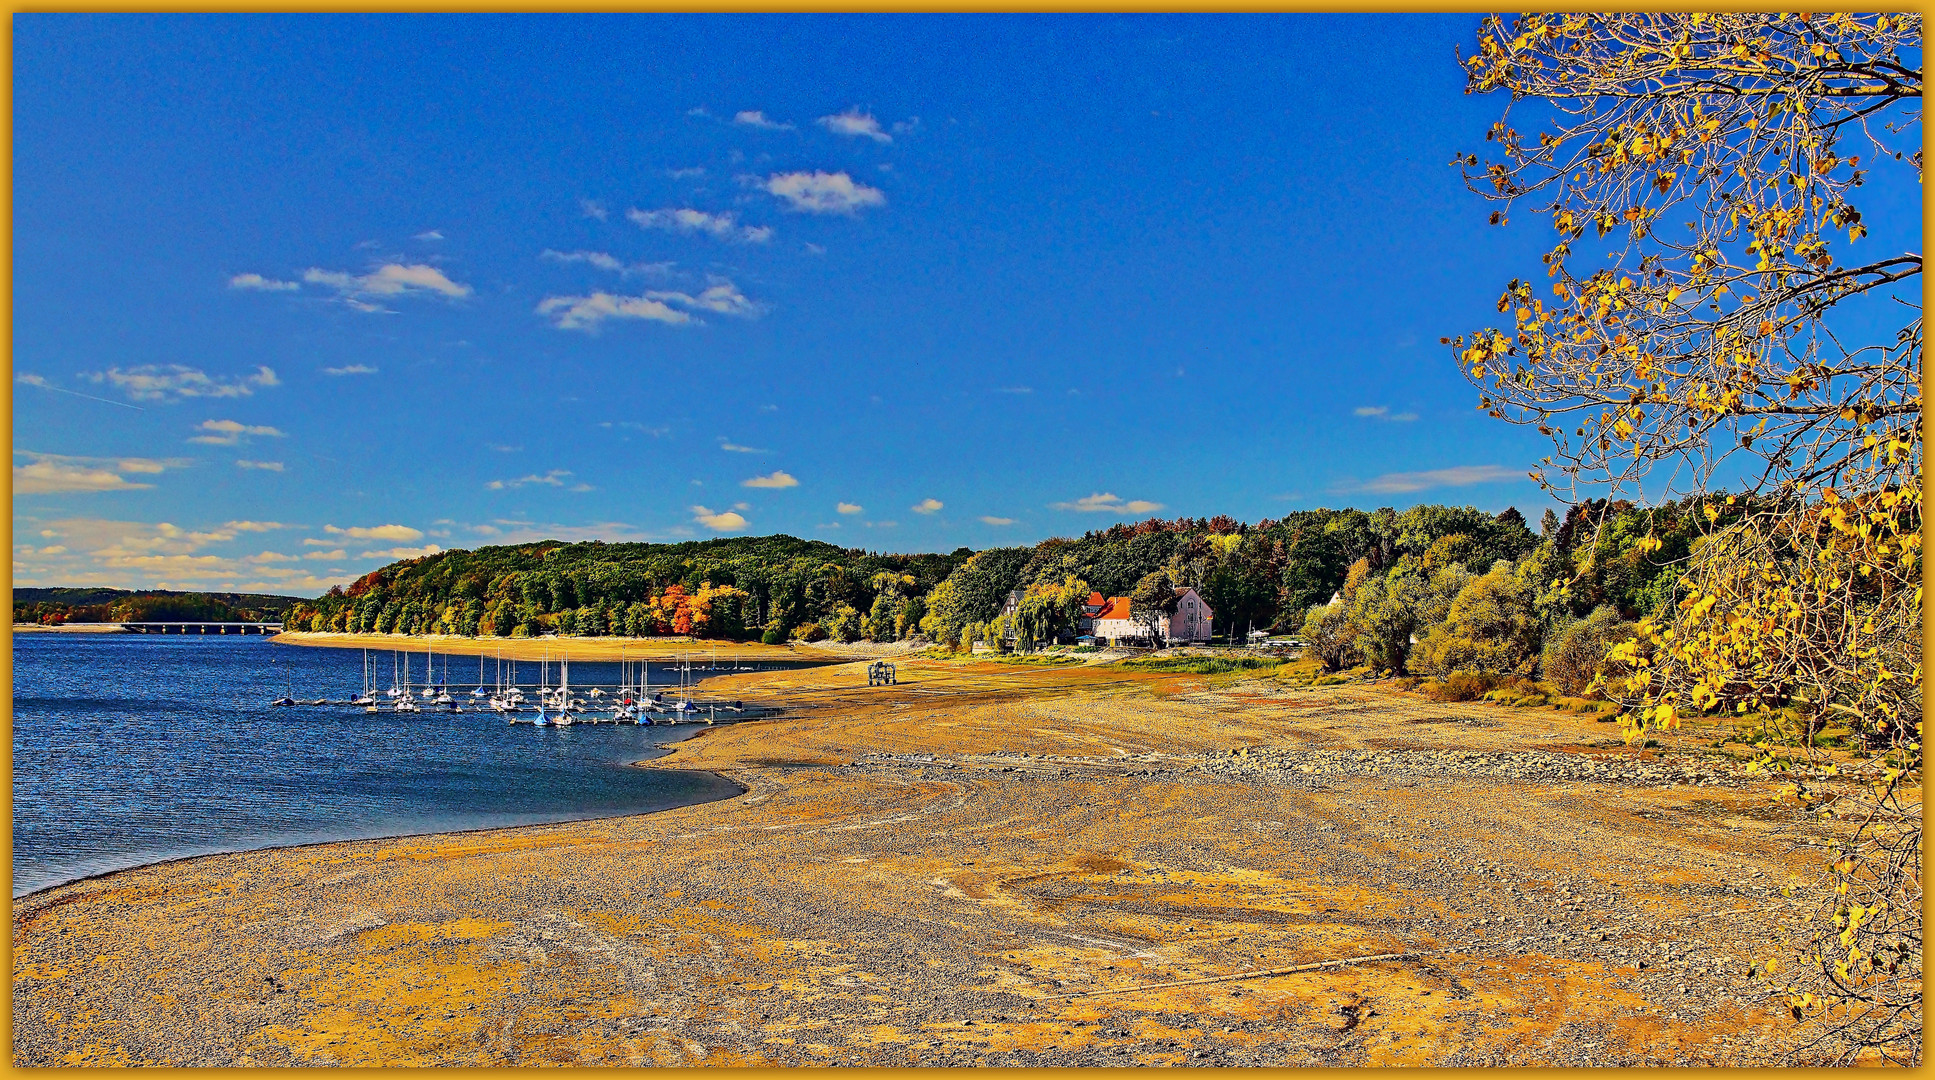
[13,588,308,625]
[290,534,974,642]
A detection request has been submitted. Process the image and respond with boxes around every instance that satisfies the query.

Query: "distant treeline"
[288,535,972,644]
[13,588,307,626]
[282,501,1716,665]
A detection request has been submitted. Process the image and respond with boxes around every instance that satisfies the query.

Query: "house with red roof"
[1089,587,1214,646]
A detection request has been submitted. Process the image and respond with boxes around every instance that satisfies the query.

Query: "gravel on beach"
[13,662,1852,1066]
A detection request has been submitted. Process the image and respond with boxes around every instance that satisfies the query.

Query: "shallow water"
[11,634,793,896]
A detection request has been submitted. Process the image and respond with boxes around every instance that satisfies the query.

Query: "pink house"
[1090,587,1214,645]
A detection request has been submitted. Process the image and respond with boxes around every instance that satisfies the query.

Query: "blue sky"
[16,13,1582,594]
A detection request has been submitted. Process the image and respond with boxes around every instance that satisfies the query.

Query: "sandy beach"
[268,631,904,664]
[12,657,1836,1065]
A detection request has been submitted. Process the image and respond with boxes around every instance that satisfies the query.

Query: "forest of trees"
[284,500,1721,696]
[12,588,305,626]
[286,534,972,645]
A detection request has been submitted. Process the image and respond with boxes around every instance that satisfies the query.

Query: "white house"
[1091,587,1214,645]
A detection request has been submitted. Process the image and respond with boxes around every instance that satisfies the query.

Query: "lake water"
[11,634,799,896]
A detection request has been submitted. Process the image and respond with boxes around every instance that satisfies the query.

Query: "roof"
[1087,592,1105,607]
[1095,596,1132,621]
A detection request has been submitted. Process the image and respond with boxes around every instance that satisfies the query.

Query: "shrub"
[1119,655,1282,674]
[760,627,787,645]
[1349,561,1474,672]
[1299,604,1363,672]
[823,604,863,643]
[1421,670,1502,701]
[1410,560,1541,677]
[1541,606,1638,697]
[790,621,827,642]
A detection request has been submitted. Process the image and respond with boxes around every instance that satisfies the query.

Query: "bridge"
[118,621,284,635]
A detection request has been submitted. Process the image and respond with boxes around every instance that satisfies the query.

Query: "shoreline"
[14,659,1852,1066]
[11,723,747,903]
[270,630,911,663]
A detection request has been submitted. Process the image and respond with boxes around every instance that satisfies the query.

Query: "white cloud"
[83,364,279,403]
[691,505,748,531]
[322,364,378,376]
[628,207,774,244]
[324,523,424,541]
[248,551,298,563]
[229,273,300,292]
[462,519,664,545]
[301,263,473,306]
[741,470,799,489]
[414,230,444,240]
[12,451,183,494]
[734,110,794,130]
[303,548,348,560]
[537,279,758,330]
[365,544,443,560]
[541,249,676,277]
[580,199,609,220]
[3,517,380,591]
[235,459,285,471]
[993,386,1034,395]
[667,167,706,179]
[608,421,671,437]
[14,373,145,410]
[189,419,286,446]
[836,502,864,515]
[1348,465,1524,495]
[763,171,886,215]
[536,292,692,331]
[911,497,944,514]
[979,516,1016,526]
[1355,405,1418,422]
[818,109,892,143]
[486,469,573,490]
[1051,492,1166,514]
[655,282,759,318]
[719,439,767,454]
[225,520,288,532]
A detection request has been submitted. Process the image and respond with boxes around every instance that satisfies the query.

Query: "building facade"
[1090,587,1214,646]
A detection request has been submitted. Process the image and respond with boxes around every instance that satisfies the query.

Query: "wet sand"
[12,659,1833,1065]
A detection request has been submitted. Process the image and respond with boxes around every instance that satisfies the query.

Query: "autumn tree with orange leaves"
[1448,13,1920,1064]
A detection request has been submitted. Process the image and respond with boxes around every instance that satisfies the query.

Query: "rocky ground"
[12,659,1871,1066]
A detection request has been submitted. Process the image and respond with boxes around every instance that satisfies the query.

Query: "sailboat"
[350,648,377,706]
[387,650,404,699]
[553,658,575,724]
